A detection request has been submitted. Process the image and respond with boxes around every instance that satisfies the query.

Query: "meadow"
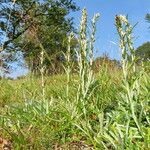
[0,9,150,150]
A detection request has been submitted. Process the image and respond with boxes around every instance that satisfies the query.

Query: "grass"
[0,9,150,150]
[0,69,121,149]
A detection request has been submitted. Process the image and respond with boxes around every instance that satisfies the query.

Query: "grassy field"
[0,67,122,149]
[0,10,150,150]
[0,63,149,149]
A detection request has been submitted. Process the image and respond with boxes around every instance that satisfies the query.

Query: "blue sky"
[6,0,150,78]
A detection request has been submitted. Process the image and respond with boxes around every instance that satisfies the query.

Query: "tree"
[145,13,150,23]
[0,0,79,74]
[136,42,150,61]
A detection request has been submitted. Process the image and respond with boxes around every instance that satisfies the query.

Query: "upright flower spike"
[89,13,100,66]
[115,15,143,135]
[76,9,100,117]
[115,15,136,76]
[79,8,88,60]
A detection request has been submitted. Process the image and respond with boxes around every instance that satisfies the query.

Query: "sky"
[4,0,150,78]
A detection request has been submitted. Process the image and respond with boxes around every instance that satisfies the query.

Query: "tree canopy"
[136,42,150,61]
[145,13,150,23]
[134,14,150,62]
[0,0,79,74]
